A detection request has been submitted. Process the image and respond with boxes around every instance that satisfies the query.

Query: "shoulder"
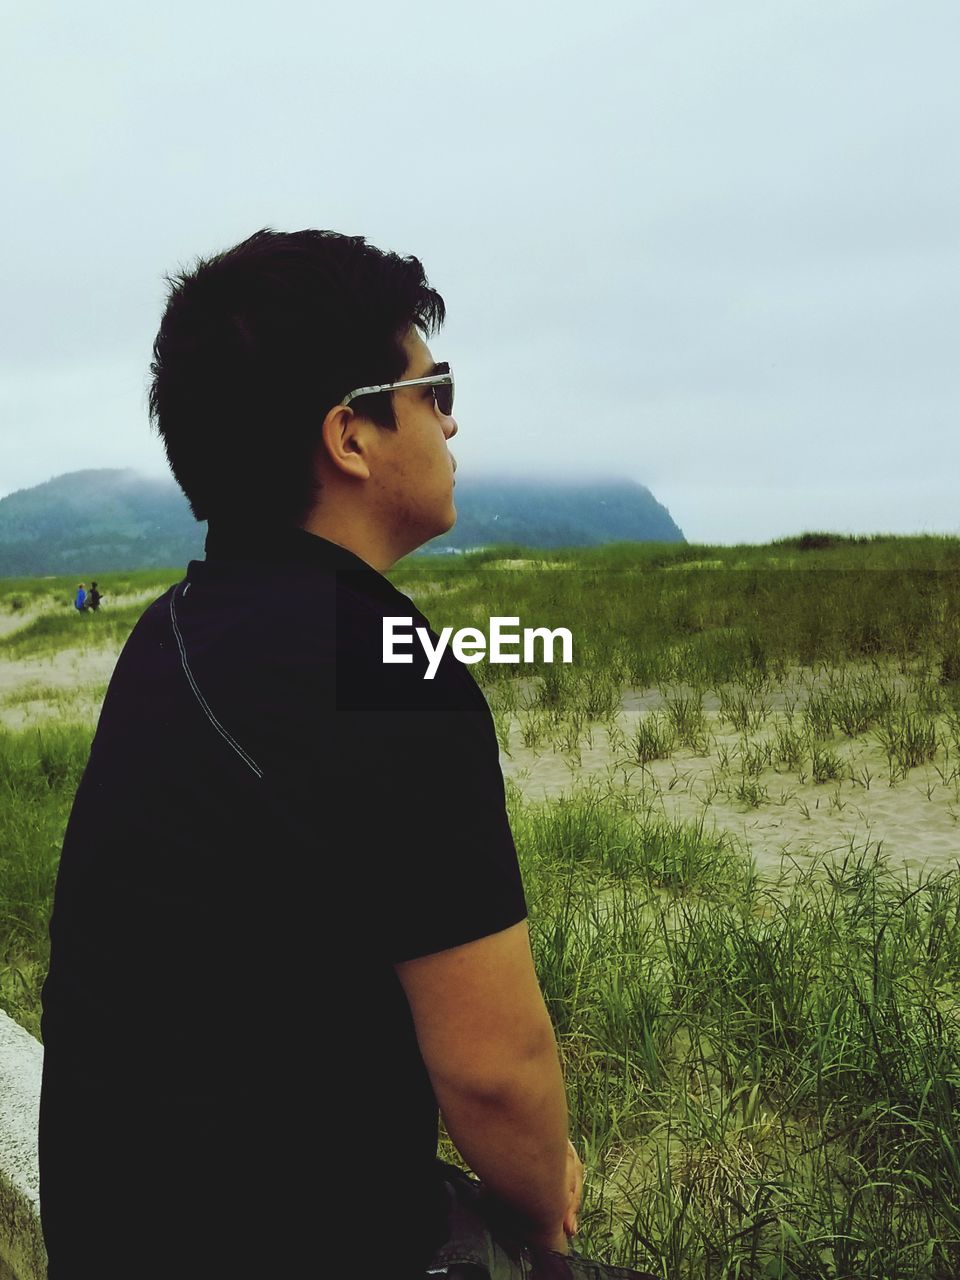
[337,586,490,718]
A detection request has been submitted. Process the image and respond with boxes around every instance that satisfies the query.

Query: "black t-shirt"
[39,525,527,1279]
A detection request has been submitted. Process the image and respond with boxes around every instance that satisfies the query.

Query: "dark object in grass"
[788,531,880,551]
[430,1160,660,1279]
[940,648,960,685]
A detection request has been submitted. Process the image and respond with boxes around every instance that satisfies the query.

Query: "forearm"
[395,921,574,1246]
[434,1037,570,1245]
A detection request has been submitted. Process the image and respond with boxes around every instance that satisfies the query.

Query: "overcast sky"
[3,0,958,544]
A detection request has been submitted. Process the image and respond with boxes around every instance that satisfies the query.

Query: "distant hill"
[427,476,683,552]
[0,469,684,575]
[0,470,203,576]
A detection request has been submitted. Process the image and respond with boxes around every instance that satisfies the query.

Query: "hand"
[562,1139,584,1238]
[527,1225,570,1255]
[479,1139,584,1255]
[480,1189,570,1256]
[527,1139,584,1250]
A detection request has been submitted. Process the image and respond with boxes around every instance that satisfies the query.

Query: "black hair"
[148,228,446,524]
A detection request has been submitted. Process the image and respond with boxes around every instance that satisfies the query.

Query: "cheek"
[410,430,445,481]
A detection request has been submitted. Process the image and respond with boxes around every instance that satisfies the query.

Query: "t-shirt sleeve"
[335,607,527,964]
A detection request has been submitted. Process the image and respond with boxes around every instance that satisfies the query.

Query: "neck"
[299,506,403,573]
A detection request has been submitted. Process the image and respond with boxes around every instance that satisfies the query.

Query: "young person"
[39,228,582,1278]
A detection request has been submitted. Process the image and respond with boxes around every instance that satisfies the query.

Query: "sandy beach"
[3,619,957,884]
[496,665,960,881]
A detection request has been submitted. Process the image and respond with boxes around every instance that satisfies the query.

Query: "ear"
[318,404,372,481]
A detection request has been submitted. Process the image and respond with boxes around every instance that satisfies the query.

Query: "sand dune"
[499,669,960,881]
[2,633,957,881]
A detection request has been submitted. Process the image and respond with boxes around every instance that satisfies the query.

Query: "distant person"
[86,582,103,611]
[73,584,86,612]
[39,229,584,1279]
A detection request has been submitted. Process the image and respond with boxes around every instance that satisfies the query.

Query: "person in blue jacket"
[74,584,87,612]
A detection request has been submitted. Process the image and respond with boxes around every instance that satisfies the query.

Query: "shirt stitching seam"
[168,584,264,780]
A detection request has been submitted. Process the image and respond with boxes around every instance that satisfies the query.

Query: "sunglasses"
[340,361,455,418]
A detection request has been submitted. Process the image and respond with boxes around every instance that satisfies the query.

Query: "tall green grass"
[0,568,181,611]
[0,569,179,660]
[394,540,960,726]
[0,604,156,660]
[0,724,91,1036]
[507,790,960,1279]
[4,539,960,1276]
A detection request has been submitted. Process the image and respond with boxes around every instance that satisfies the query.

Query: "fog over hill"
[0,470,684,576]
[429,476,684,553]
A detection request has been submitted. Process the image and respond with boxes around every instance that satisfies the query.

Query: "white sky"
[2,0,958,544]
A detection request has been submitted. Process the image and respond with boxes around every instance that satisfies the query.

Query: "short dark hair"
[148,228,446,524]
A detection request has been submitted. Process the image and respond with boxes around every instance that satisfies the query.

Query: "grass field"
[2,535,960,1277]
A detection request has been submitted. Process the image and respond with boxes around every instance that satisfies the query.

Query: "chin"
[404,506,457,558]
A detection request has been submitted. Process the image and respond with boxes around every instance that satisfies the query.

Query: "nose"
[443,414,458,440]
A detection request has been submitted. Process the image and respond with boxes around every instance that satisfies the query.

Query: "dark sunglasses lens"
[436,378,454,417]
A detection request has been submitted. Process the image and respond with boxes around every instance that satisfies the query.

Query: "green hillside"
[0,470,203,576]
[426,476,683,552]
[0,470,685,575]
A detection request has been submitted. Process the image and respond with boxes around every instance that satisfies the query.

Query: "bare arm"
[395,920,575,1252]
